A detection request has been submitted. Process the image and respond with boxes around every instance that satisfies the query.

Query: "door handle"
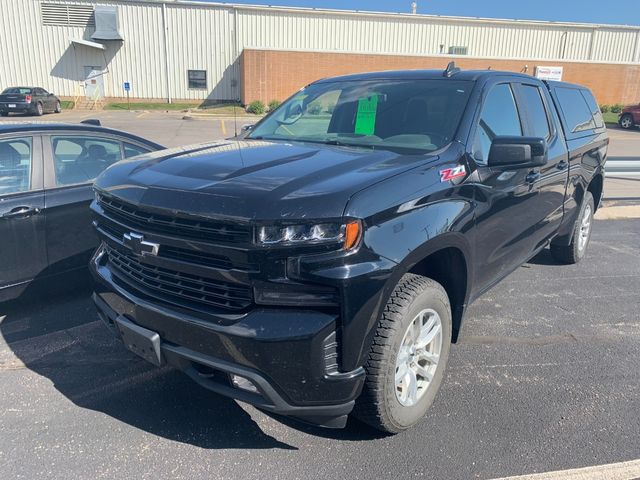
[1,206,41,219]
[525,171,540,184]
[557,160,568,170]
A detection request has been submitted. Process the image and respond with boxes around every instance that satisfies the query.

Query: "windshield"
[249,79,473,153]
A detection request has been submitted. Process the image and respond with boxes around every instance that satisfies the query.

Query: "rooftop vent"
[91,6,123,41]
[41,2,95,27]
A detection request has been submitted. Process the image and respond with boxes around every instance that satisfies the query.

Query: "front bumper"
[91,246,366,428]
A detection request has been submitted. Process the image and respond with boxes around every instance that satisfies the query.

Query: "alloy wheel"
[395,308,443,407]
[578,203,592,253]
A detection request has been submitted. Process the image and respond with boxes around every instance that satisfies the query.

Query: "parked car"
[619,103,640,129]
[0,121,163,302]
[90,66,607,433]
[0,87,62,116]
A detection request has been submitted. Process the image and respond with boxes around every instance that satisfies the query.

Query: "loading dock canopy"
[70,38,106,50]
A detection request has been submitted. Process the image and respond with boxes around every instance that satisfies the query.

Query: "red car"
[619,104,640,129]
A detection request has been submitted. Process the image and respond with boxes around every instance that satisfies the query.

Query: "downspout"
[633,29,640,63]
[233,6,240,103]
[162,2,172,104]
[588,28,596,61]
[559,31,568,59]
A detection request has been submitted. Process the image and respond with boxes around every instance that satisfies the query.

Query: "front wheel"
[550,191,594,264]
[353,274,451,434]
[619,113,634,130]
[0,111,8,117]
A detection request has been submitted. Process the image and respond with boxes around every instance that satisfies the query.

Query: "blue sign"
[123,82,131,91]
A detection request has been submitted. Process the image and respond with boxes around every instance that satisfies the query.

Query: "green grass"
[105,102,200,111]
[603,111,620,125]
[60,100,75,110]
[103,101,250,114]
[197,102,248,115]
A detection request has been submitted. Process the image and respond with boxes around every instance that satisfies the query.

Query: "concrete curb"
[595,205,640,220]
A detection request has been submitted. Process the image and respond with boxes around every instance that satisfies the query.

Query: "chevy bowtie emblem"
[122,232,160,256]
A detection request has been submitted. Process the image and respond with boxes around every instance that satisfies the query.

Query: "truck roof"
[543,79,591,91]
[314,69,538,84]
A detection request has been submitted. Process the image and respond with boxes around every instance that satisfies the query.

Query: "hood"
[95,140,439,222]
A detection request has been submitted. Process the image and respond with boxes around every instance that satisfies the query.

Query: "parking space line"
[491,458,640,480]
[220,118,227,135]
[136,111,148,118]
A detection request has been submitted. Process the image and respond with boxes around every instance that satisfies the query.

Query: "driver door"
[470,81,547,295]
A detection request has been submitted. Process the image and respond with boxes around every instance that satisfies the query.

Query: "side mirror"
[488,136,547,169]
[241,124,254,133]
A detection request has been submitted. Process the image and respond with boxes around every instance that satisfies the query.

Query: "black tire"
[619,113,634,130]
[0,111,8,117]
[54,101,62,113]
[353,273,451,434]
[34,102,44,116]
[550,191,594,264]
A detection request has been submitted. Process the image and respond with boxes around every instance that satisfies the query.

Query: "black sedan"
[0,87,62,117]
[0,121,163,301]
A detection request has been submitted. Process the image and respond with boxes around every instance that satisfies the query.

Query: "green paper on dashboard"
[354,95,379,135]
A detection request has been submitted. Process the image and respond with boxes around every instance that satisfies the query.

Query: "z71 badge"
[439,165,467,182]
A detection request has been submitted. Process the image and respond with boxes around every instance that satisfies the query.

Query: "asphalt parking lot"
[1,219,639,480]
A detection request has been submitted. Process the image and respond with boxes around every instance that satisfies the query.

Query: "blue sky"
[211,0,640,26]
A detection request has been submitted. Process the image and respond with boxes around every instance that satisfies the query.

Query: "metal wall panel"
[1,0,638,101]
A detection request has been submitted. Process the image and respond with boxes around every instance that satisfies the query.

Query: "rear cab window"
[551,85,603,138]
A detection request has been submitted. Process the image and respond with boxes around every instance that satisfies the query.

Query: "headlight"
[255,220,361,249]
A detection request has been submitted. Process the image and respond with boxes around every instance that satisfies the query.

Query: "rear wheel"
[54,101,62,113]
[619,113,634,130]
[550,191,594,264]
[353,274,451,434]
[34,102,44,116]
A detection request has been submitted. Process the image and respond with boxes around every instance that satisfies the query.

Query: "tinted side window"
[474,84,522,163]
[555,87,595,133]
[52,136,123,186]
[123,142,151,158]
[520,85,551,139]
[0,137,32,194]
[580,89,604,129]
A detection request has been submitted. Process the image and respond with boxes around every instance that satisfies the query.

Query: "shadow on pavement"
[0,285,299,450]
[525,248,565,267]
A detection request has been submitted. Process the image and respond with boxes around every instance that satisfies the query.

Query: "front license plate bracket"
[115,316,164,367]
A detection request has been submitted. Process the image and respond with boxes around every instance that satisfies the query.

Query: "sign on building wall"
[535,66,563,81]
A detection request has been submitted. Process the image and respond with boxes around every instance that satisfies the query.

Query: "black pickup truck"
[90,66,608,433]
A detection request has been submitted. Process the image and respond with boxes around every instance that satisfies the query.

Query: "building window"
[448,46,468,55]
[188,70,207,90]
[41,3,95,27]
